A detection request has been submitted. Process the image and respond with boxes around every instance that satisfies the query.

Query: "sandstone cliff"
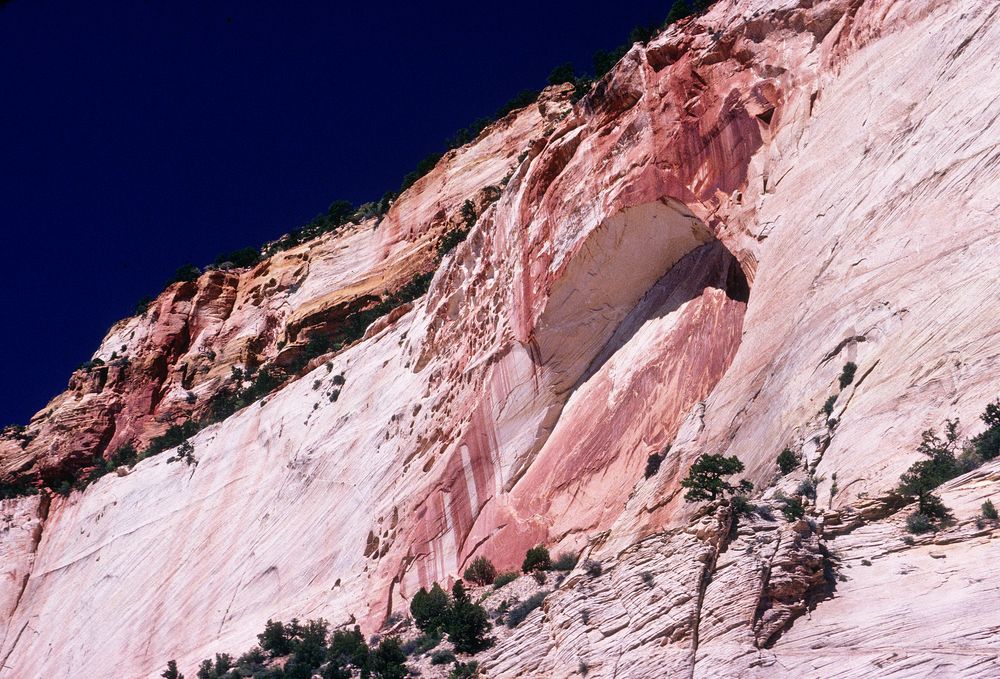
[3,0,1000,676]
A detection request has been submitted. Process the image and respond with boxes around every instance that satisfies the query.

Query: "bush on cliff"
[521,545,552,573]
[134,295,154,316]
[258,619,293,657]
[496,89,540,118]
[644,449,665,479]
[195,654,232,679]
[492,571,518,589]
[779,495,805,522]
[213,246,260,269]
[410,581,492,654]
[446,581,492,653]
[839,362,858,389]
[449,661,481,678]
[327,626,370,674]
[430,649,455,665]
[552,552,578,571]
[776,448,798,475]
[144,420,200,459]
[547,62,575,85]
[0,478,38,500]
[168,264,201,285]
[410,582,451,634]
[897,421,960,522]
[366,637,408,679]
[822,394,837,417]
[982,499,998,521]
[505,591,549,628]
[463,556,498,586]
[400,152,443,193]
[680,453,752,502]
[161,660,184,679]
[971,398,1000,461]
[665,1,693,25]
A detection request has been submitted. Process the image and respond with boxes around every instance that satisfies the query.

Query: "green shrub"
[144,420,199,459]
[729,494,754,517]
[570,78,593,104]
[797,477,817,500]
[86,443,139,484]
[464,556,498,586]
[506,591,549,628]
[629,23,658,44]
[213,654,232,677]
[0,479,39,500]
[449,661,480,678]
[492,571,518,589]
[665,0,694,24]
[780,496,805,522]
[522,546,551,573]
[496,90,539,118]
[776,448,798,475]
[166,440,197,466]
[258,619,292,657]
[552,552,577,571]
[919,492,951,521]
[905,512,934,534]
[822,394,837,416]
[982,499,998,521]
[839,362,858,389]
[290,618,329,669]
[547,62,576,85]
[644,452,663,479]
[400,152,443,193]
[401,632,441,657]
[460,199,477,229]
[439,226,471,258]
[134,295,154,316]
[160,660,183,679]
[367,637,407,679]
[410,583,451,634]
[213,246,260,269]
[328,626,369,673]
[77,357,106,372]
[592,47,627,79]
[234,647,266,675]
[168,264,201,285]
[971,399,1000,461]
[326,200,355,225]
[445,582,492,653]
[431,649,456,665]
[897,422,961,528]
[583,559,602,577]
[680,453,752,502]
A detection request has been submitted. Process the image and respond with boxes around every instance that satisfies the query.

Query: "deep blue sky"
[0,0,674,425]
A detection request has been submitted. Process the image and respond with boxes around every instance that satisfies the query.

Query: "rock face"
[0,86,571,487]
[3,0,1000,676]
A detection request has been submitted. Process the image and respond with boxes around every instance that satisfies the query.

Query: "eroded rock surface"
[3,0,1000,676]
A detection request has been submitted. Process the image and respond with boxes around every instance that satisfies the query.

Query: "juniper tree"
[680,453,752,502]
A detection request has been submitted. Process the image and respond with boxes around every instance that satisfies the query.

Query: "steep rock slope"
[3,0,1000,676]
[0,86,570,486]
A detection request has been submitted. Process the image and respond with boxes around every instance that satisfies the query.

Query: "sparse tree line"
[159,543,598,678]
[130,1,718,320]
[665,361,1000,537]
